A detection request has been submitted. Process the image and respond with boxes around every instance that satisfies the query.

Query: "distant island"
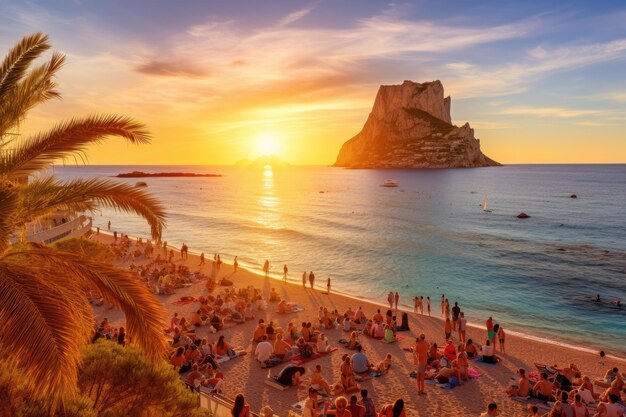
[334,80,500,168]
[115,171,222,178]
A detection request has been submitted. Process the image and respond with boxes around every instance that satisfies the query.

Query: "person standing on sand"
[262,259,269,276]
[217,254,222,271]
[309,271,315,289]
[302,272,307,287]
[394,291,399,310]
[387,292,394,309]
[414,297,419,313]
[419,296,424,315]
[107,220,111,230]
[444,299,451,320]
[497,326,506,353]
[414,334,429,395]
[199,252,205,267]
[441,294,445,316]
[283,264,288,282]
[327,277,331,294]
[233,256,238,272]
[486,316,494,342]
[452,302,461,332]
[426,296,431,316]
[459,312,467,344]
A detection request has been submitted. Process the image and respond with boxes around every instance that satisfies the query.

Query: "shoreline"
[94,228,625,359]
[91,229,625,416]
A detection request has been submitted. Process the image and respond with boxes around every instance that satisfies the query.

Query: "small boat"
[381,179,399,188]
[135,181,148,187]
[482,197,492,212]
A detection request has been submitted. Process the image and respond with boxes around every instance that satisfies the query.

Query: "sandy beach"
[91,232,625,417]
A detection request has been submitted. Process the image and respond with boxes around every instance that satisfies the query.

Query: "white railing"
[24,215,92,244]
[199,392,282,417]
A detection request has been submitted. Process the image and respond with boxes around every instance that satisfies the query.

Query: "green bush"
[53,237,115,264]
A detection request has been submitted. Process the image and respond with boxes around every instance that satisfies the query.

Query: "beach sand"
[91,232,625,417]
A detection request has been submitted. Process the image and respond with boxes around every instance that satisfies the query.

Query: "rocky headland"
[334,80,500,168]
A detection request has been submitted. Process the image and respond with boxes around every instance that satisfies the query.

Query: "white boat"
[12,209,93,245]
[482,198,492,212]
[381,179,399,187]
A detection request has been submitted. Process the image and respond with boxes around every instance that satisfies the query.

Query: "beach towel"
[468,366,482,379]
[215,348,246,363]
[264,376,291,391]
[475,356,500,365]
[425,379,454,389]
[172,296,195,305]
[511,396,552,411]
[290,347,338,366]
[277,305,305,314]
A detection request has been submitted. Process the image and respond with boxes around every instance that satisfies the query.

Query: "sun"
[257,133,280,156]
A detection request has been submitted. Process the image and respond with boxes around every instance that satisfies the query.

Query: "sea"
[52,164,626,356]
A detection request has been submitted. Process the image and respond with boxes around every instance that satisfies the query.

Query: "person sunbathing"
[269,288,280,302]
[310,364,332,394]
[599,380,622,402]
[372,322,385,339]
[355,307,367,324]
[383,324,395,343]
[316,333,332,353]
[347,331,361,350]
[340,356,360,393]
[465,339,478,358]
[215,335,235,358]
[480,340,496,364]
[185,344,202,364]
[456,350,469,382]
[443,340,457,361]
[506,368,530,397]
[363,320,373,336]
[189,310,207,327]
[201,363,224,390]
[376,354,393,374]
[253,319,267,342]
[274,333,296,361]
[276,364,305,386]
[185,363,206,388]
[532,372,554,401]
[210,313,223,331]
[343,315,357,332]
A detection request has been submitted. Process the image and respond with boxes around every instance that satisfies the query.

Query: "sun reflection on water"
[257,164,281,229]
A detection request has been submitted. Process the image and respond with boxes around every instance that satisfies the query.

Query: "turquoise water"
[53,164,626,355]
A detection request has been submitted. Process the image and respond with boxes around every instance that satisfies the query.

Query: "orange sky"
[5,1,626,165]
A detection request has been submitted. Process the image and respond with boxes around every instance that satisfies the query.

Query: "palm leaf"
[0,114,151,178]
[17,177,166,240]
[0,32,51,102]
[0,51,65,137]
[0,188,18,248]
[0,256,93,408]
[5,245,168,360]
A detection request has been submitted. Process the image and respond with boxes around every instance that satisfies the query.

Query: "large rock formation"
[334,80,500,168]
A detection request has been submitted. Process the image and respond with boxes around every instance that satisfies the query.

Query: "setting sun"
[257,133,280,156]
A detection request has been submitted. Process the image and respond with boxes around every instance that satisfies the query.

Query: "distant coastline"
[114,171,222,178]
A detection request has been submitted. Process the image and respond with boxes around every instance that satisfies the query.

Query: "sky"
[2,0,626,165]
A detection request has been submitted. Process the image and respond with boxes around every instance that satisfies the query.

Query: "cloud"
[135,60,209,77]
[499,107,604,118]
[277,4,316,26]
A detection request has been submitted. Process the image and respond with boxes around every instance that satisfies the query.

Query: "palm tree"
[0,33,168,409]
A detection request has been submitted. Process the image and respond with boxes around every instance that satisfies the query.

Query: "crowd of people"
[94,232,625,417]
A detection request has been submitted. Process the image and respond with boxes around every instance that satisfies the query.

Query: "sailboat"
[482,197,492,212]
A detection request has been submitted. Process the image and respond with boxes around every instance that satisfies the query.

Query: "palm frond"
[0,115,151,178]
[0,257,93,407]
[4,246,168,361]
[0,33,50,102]
[0,187,18,248]
[17,177,166,240]
[0,51,65,137]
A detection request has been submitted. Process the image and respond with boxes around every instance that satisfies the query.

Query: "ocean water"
[52,164,626,355]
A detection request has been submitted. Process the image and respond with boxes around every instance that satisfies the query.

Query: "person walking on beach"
[414,334,429,395]
[444,299,451,320]
[283,264,288,282]
[309,271,315,289]
[387,292,394,309]
[302,272,307,288]
[414,297,419,313]
[217,254,222,271]
[326,277,331,294]
[263,260,270,278]
[199,252,205,267]
[419,296,424,315]
[233,256,238,272]
[426,296,431,316]
[394,291,399,310]
[107,220,111,230]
